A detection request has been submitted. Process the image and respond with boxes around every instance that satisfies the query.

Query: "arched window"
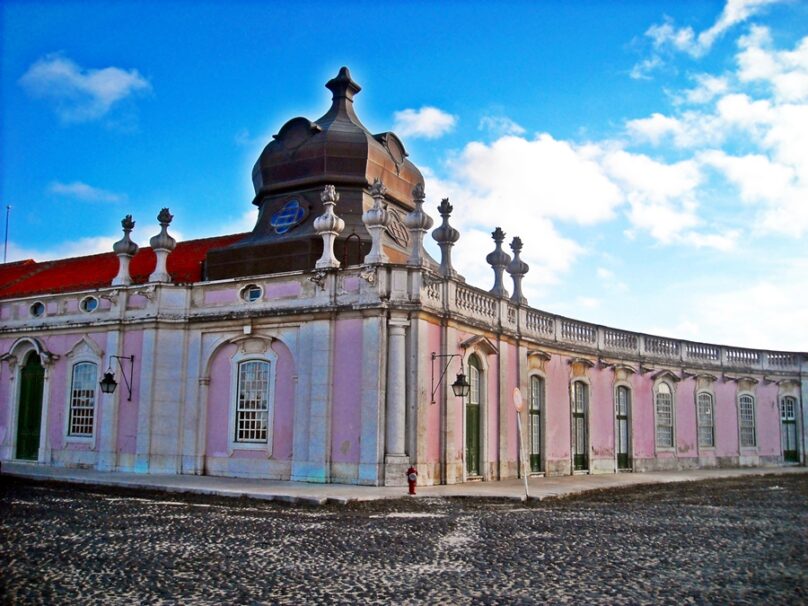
[68,362,97,437]
[655,382,674,448]
[235,360,272,443]
[739,394,756,448]
[697,392,714,448]
[529,375,544,472]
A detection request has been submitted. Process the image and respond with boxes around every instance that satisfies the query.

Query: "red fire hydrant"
[406,466,418,495]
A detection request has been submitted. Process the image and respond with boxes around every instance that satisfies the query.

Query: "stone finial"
[362,178,390,265]
[404,182,434,267]
[431,198,460,278]
[506,236,529,305]
[486,227,511,298]
[148,208,176,283]
[314,185,346,270]
[112,215,139,286]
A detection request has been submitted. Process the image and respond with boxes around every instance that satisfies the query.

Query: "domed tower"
[205,67,428,279]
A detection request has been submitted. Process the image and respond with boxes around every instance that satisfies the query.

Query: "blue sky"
[2,0,807,350]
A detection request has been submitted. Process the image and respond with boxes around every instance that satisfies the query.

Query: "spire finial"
[112,214,139,286]
[325,66,361,103]
[431,198,460,278]
[506,236,529,305]
[486,227,511,297]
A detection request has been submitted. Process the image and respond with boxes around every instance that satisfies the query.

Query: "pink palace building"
[1,68,805,486]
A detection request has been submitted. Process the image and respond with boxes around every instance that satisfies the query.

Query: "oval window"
[241,284,262,303]
[80,296,99,313]
[30,301,45,317]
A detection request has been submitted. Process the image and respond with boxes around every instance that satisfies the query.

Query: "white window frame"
[64,359,99,446]
[528,372,545,474]
[738,393,757,449]
[654,381,675,450]
[227,348,277,455]
[697,391,715,449]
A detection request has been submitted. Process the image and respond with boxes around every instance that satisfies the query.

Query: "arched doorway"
[16,352,45,460]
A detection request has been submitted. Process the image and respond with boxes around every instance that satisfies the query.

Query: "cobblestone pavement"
[1,474,806,605]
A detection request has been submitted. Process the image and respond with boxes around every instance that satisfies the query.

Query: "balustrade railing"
[726,348,760,366]
[560,320,597,344]
[686,342,720,361]
[525,309,554,336]
[645,336,681,358]
[455,286,497,320]
[604,328,638,351]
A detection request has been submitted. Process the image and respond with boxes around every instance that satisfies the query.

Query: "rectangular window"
[655,385,674,448]
[697,392,714,448]
[69,362,97,436]
[235,360,270,443]
[739,395,756,448]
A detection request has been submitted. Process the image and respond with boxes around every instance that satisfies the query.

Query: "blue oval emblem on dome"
[270,199,306,234]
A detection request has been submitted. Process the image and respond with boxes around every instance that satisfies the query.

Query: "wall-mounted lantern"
[99,355,135,401]
[431,352,471,403]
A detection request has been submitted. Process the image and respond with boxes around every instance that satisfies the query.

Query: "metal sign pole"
[513,387,529,500]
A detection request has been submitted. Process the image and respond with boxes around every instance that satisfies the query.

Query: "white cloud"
[49,181,126,203]
[677,74,730,105]
[7,236,118,262]
[19,53,151,123]
[392,107,457,139]
[737,26,808,101]
[478,115,526,136]
[632,0,785,76]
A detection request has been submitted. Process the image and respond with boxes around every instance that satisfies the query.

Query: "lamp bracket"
[431,352,463,404]
[110,354,135,401]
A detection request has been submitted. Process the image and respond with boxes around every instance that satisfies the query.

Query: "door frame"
[614,383,632,471]
[3,338,53,463]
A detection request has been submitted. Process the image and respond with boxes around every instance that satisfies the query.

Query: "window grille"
[739,394,756,448]
[69,362,97,436]
[697,392,714,448]
[655,383,673,448]
[235,360,270,443]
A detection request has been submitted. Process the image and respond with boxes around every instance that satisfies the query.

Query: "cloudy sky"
[2,0,807,351]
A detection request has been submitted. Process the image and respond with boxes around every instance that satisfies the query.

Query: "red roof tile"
[0,233,246,300]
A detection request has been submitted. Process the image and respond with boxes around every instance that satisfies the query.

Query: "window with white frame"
[655,382,674,448]
[697,392,715,448]
[235,360,271,443]
[739,394,756,448]
[68,362,97,436]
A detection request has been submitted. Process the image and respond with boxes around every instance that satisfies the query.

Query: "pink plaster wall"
[266,281,301,298]
[501,341,518,462]
[714,380,739,456]
[331,319,362,464]
[205,339,296,460]
[425,322,442,463]
[116,331,144,455]
[204,290,235,306]
[676,378,697,458]
[545,355,571,462]
[756,383,781,456]
[631,372,655,458]
[589,369,614,459]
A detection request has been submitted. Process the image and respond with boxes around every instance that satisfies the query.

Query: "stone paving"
[1,474,806,604]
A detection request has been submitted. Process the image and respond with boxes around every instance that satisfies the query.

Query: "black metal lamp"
[451,371,470,397]
[99,371,118,394]
[99,355,135,401]
[431,352,471,403]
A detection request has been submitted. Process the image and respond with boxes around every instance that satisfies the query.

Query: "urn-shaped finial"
[112,215,139,286]
[148,208,176,283]
[314,184,346,270]
[431,198,460,278]
[362,178,390,264]
[486,227,511,297]
[404,182,434,267]
[506,236,529,304]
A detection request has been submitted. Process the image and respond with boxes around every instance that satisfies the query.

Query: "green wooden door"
[572,382,588,471]
[781,397,799,463]
[466,358,481,476]
[616,386,630,470]
[16,353,44,460]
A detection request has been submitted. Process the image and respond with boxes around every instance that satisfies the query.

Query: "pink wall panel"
[589,368,614,458]
[756,383,781,456]
[117,330,143,455]
[330,319,362,464]
[269,339,295,460]
[676,378,697,457]
[425,322,442,463]
[714,380,739,456]
[545,355,571,461]
[206,343,235,457]
[631,372,655,457]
